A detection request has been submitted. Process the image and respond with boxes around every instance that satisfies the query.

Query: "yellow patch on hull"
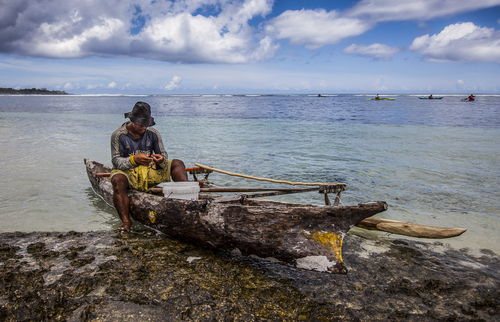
[148,210,157,224]
[302,230,343,263]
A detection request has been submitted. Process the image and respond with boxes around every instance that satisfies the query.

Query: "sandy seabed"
[0,230,498,321]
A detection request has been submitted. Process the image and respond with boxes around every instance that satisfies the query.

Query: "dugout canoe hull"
[84,158,388,274]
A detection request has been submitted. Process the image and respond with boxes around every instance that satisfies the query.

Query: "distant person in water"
[110,101,188,231]
[429,94,433,99]
[375,94,380,100]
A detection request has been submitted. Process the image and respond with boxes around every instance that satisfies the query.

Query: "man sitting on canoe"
[375,94,380,100]
[110,101,188,231]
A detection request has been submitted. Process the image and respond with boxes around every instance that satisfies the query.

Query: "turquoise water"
[0,94,499,254]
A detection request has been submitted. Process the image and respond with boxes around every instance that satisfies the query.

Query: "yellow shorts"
[110,159,173,192]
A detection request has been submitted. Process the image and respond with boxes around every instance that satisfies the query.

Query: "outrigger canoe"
[84,158,388,274]
[419,97,443,99]
[85,159,467,273]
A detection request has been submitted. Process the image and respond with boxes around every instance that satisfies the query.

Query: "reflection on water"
[84,187,115,216]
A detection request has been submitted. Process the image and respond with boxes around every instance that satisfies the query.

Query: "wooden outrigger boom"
[190,164,466,239]
[357,217,467,239]
[195,163,345,186]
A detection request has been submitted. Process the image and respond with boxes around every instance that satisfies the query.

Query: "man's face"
[131,122,147,135]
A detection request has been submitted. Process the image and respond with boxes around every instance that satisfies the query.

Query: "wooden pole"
[334,191,342,207]
[199,187,321,193]
[324,193,331,206]
[195,163,346,187]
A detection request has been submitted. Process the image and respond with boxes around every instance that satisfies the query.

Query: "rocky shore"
[1,230,499,321]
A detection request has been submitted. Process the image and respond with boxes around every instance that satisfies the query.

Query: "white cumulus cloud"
[0,0,278,63]
[264,0,500,50]
[266,9,372,49]
[409,22,500,63]
[165,76,182,90]
[1,0,500,64]
[346,0,500,22]
[342,43,400,60]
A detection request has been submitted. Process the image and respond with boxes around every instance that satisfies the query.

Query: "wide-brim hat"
[125,101,155,127]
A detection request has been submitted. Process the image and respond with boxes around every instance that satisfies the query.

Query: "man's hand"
[152,154,164,164]
[133,153,153,166]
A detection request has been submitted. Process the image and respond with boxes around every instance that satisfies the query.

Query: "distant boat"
[419,97,443,99]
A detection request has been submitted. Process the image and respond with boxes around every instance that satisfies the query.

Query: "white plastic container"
[162,182,200,201]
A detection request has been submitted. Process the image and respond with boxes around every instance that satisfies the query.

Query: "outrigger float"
[84,159,466,274]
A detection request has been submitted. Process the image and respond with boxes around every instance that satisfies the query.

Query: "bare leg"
[112,174,133,231]
[170,159,189,182]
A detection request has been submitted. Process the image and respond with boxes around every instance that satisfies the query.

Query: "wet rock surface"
[0,230,498,321]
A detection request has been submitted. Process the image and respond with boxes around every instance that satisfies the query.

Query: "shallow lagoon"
[0,94,498,254]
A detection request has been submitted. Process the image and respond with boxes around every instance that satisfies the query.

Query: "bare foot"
[116,222,132,231]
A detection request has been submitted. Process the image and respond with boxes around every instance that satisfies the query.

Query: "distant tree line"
[0,87,68,95]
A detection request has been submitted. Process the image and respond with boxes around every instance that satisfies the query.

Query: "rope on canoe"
[194,163,346,187]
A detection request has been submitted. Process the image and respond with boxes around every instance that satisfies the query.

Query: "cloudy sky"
[1,0,500,94]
